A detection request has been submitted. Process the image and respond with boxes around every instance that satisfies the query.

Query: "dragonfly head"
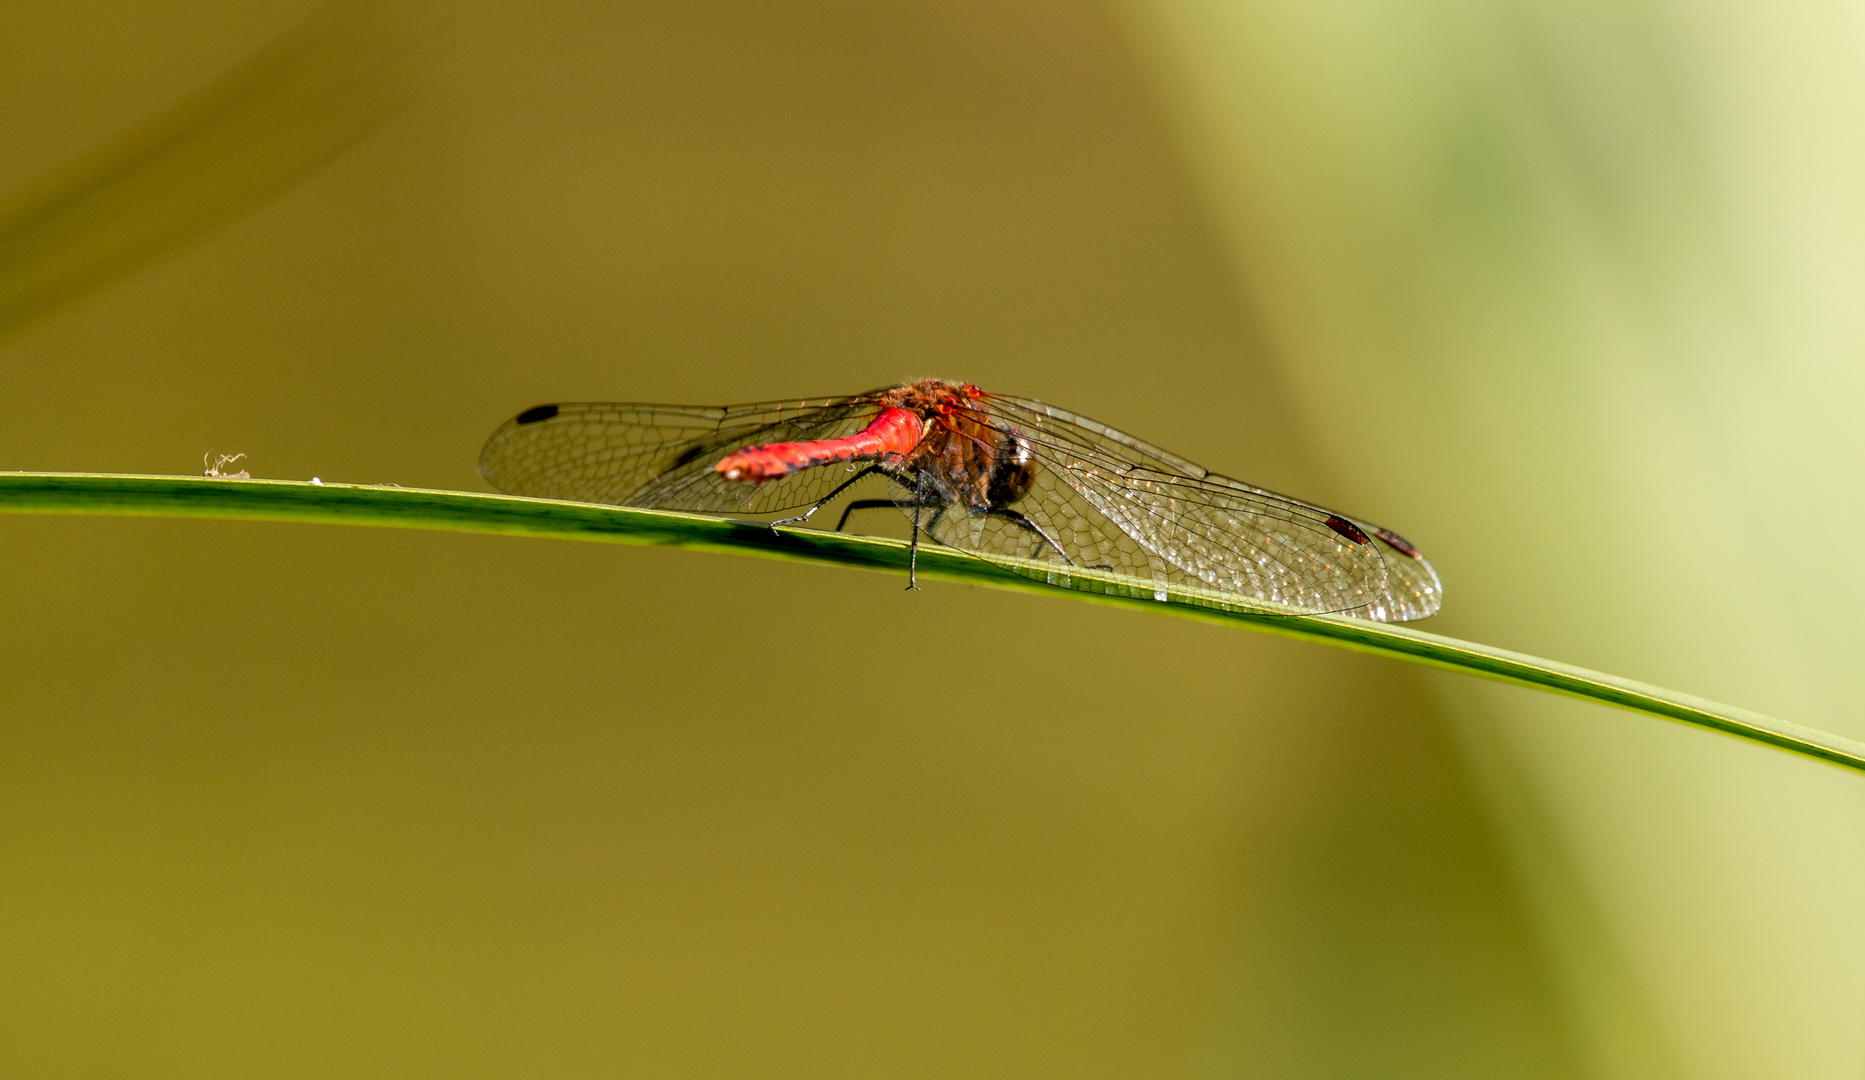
[985,428,1037,507]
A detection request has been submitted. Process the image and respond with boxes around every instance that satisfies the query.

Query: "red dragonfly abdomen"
[714,406,924,483]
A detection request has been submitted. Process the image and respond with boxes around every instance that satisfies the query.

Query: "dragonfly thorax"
[892,398,1037,515]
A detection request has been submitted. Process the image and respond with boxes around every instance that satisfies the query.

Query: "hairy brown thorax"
[870,380,1037,511]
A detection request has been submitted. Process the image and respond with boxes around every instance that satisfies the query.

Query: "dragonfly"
[478,379,1442,621]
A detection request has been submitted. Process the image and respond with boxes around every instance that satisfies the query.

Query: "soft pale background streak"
[1117,1,1865,1076]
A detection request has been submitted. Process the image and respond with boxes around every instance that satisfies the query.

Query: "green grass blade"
[5,471,1859,773]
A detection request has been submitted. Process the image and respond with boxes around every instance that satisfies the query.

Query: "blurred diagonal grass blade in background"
[3,471,1860,775]
[0,0,432,335]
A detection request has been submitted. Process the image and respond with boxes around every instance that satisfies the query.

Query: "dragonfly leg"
[985,506,1073,564]
[907,498,924,590]
[833,499,897,532]
[767,465,885,528]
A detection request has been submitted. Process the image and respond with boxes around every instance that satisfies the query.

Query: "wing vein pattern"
[478,386,1442,622]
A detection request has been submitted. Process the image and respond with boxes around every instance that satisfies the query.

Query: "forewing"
[956,395,1442,620]
[1331,519,1443,622]
[478,396,886,514]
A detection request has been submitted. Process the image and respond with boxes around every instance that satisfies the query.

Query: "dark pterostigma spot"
[1374,528,1421,559]
[671,444,710,468]
[1324,515,1372,545]
[516,404,559,425]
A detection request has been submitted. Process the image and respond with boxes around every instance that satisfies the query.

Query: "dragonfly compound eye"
[986,431,1038,507]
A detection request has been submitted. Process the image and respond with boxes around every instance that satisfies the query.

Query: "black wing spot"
[516,404,560,425]
[1324,515,1371,545]
[670,444,712,468]
[1374,528,1421,559]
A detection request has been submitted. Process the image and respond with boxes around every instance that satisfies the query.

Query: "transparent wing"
[478,394,889,514]
[478,386,1442,623]
[938,394,1441,621]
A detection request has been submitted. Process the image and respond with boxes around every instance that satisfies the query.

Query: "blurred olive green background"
[3,1,1862,1077]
